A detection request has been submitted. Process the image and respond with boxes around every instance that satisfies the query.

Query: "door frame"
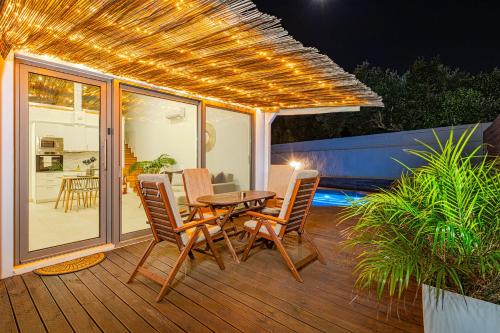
[15,59,112,263]
[114,83,201,242]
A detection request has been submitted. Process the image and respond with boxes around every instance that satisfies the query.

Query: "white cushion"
[276,169,319,234]
[171,173,184,186]
[185,224,221,244]
[260,207,281,216]
[243,219,278,236]
[268,165,295,199]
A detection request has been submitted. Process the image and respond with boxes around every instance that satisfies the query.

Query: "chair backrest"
[268,164,295,199]
[182,168,214,205]
[276,170,319,236]
[136,174,188,247]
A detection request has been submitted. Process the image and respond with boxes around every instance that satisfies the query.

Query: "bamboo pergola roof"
[0,0,383,111]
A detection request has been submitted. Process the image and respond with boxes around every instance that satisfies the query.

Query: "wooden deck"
[0,207,423,333]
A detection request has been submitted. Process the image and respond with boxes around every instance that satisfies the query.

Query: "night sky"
[252,0,500,73]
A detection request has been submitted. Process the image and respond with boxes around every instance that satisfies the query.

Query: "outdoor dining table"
[197,190,276,263]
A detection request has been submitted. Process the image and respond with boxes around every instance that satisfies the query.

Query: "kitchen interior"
[28,73,101,252]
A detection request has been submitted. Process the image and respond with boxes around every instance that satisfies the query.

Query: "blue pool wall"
[271,123,490,180]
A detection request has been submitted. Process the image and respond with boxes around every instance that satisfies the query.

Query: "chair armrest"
[246,211,287,224]
[174,215,220,232]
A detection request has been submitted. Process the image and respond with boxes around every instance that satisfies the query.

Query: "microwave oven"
[37,137,64,155]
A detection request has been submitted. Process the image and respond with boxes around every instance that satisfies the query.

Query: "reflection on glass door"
[120,87,198,238]
[18,64,107,262]
[206,107,252,193]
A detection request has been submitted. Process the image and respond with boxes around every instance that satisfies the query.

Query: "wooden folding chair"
[128,174,225,302]
[182,168,227,221]
[262,164,296,216]
[241,170,326,282]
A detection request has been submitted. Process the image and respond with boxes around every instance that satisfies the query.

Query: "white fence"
[271,123,491,179]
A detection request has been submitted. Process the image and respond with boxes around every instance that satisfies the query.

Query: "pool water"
[312,189,366,207]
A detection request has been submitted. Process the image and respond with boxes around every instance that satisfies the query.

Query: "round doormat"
[34,253,106,276]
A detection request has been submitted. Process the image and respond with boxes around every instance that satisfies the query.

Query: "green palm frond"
[128,154,176,174]
[341,125,500,304]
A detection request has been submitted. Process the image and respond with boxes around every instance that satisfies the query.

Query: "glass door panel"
[120,87,198,237]
[205,107,252,193]
[18,64,107,262]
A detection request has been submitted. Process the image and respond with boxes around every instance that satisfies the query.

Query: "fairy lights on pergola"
[0,0,383,111]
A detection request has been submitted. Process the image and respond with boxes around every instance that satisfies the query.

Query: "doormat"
[34,253,106,276]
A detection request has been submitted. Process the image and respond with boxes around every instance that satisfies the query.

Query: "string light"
[0,0,382,111]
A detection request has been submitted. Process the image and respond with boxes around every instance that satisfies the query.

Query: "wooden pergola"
[0,0,383,111]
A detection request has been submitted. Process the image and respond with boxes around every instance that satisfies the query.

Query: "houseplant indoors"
[128,154,176,175]
[341,126,499,332]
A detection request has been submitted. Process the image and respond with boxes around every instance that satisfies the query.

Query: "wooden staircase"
[123,143,142,193]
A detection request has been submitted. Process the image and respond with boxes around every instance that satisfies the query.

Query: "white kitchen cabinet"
[34,122,66,139]
[35,172,63,203]
[34,171,86,202]
[61,124,87,151]
[34,121,99,152]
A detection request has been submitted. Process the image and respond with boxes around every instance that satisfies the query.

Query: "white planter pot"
[423,284,500,333]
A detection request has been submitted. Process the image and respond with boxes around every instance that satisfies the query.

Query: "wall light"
[289,160,302,169]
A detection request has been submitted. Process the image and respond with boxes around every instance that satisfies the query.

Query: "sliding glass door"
[205,106,252,193]
[15,61,255,261]
[119,86,199,239]
[17,63,108,262]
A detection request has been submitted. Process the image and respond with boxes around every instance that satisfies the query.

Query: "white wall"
[1,52,15,278]
[206,107,251,190]
[272,123,492,179]
[124,94,198,170]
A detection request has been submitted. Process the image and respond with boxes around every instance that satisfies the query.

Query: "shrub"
[341,126,500,303]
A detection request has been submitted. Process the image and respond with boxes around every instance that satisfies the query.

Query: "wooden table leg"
[54,179,66,209]
[215,205,241,263]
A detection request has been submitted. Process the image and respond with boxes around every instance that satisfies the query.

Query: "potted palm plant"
[341,126,499,333]
[128,154,176,175]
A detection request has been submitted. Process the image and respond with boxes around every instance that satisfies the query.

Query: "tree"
[272,58,500,144]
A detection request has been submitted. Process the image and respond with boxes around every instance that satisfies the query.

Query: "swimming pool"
[312,189,366,207]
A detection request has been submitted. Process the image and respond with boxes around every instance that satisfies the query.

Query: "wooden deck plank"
[125,241,347,333]
[238,243,423,330]
[127,228,420,332]
[4,275,45,333]
[88,263,186,333]
[58,273,128,333]
[95,259,212,333]
[125,242,336,333]
[224,233,420,332]
[0,280,19,333]
[114,248,263,333]
[41,275,102,333]
[74,269,163,333]
[122,242,319,333]
[120,244,296,333]
[106,251,241,333]
[0,206,423,333]
[22,272,72,333]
